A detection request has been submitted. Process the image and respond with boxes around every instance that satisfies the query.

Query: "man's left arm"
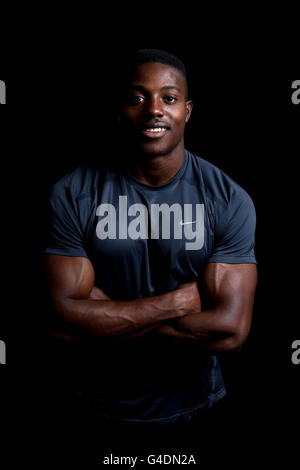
[154,262,257,352]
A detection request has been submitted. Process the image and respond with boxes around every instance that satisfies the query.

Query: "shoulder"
[186,150,255,209]
[48,161,102,200]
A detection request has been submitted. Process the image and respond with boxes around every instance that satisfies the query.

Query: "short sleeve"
[42,183,89,258]
[207,190,257,264]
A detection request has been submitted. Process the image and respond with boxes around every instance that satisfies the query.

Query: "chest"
[86,179,214,274]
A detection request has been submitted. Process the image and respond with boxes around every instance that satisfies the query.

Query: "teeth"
[145,128,167,133]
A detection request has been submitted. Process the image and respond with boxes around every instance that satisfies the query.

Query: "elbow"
[226,334,246,352]
[50,298,83,343]
[215,333,246,352]
[224,322,251,352]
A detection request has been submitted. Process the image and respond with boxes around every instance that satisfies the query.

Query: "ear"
[185,100,193,123]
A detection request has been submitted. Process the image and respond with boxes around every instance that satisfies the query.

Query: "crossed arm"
[43,254,257,352]
[154,262,257,351]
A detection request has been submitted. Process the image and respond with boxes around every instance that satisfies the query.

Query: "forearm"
[52,321,164,344]
[52,291,181,340]
[177,306,235,339]
[153,307,241,352]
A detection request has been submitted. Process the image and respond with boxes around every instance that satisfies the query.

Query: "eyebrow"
[161,86,182,92]
[131,85,183,93]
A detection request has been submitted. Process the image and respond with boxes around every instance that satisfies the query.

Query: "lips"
[140,124,170,139]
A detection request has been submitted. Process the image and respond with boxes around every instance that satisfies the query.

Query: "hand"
[175,282,201,317]
[88,286,111,300]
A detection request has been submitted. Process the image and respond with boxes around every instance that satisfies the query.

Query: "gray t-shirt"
[43,149,256,426]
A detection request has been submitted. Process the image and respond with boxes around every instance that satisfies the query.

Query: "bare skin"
[44,255,257,352]
[119,62,193,186]
[44,254,202,342]
[154,263,257,351]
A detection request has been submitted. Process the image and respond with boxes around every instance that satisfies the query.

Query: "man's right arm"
[43,254,201,342]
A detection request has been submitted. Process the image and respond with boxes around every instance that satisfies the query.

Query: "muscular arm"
[43,254,201,342]
[154,263,257,352]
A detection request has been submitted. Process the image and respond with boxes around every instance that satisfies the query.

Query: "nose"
[145,96,164,118]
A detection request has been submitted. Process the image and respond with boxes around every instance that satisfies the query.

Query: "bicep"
[202,262,257,337]
[43,254,95,303]
[202,262,257,301]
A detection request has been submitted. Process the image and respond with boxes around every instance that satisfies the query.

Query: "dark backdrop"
[0,40,299,464]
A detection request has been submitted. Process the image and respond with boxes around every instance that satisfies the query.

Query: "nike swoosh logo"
[179,220,196,226]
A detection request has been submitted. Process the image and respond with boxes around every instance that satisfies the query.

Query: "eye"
[164,95,178,104]
[129,95,145,105]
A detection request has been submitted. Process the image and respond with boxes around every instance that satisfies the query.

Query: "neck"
[128,144,185,186]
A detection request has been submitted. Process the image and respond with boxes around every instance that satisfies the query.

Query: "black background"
[0,31,299,466]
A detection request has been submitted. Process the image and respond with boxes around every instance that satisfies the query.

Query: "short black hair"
[132,49,187,80]
[119,48,189,100]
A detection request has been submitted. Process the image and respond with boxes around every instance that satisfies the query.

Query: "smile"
[142,127,169,138]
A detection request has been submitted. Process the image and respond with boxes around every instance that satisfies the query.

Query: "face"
[119,62,193,158]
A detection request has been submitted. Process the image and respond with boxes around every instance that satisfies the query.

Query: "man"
[43,49,257,458]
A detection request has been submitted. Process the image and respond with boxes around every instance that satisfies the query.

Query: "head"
[117,49,193,159]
